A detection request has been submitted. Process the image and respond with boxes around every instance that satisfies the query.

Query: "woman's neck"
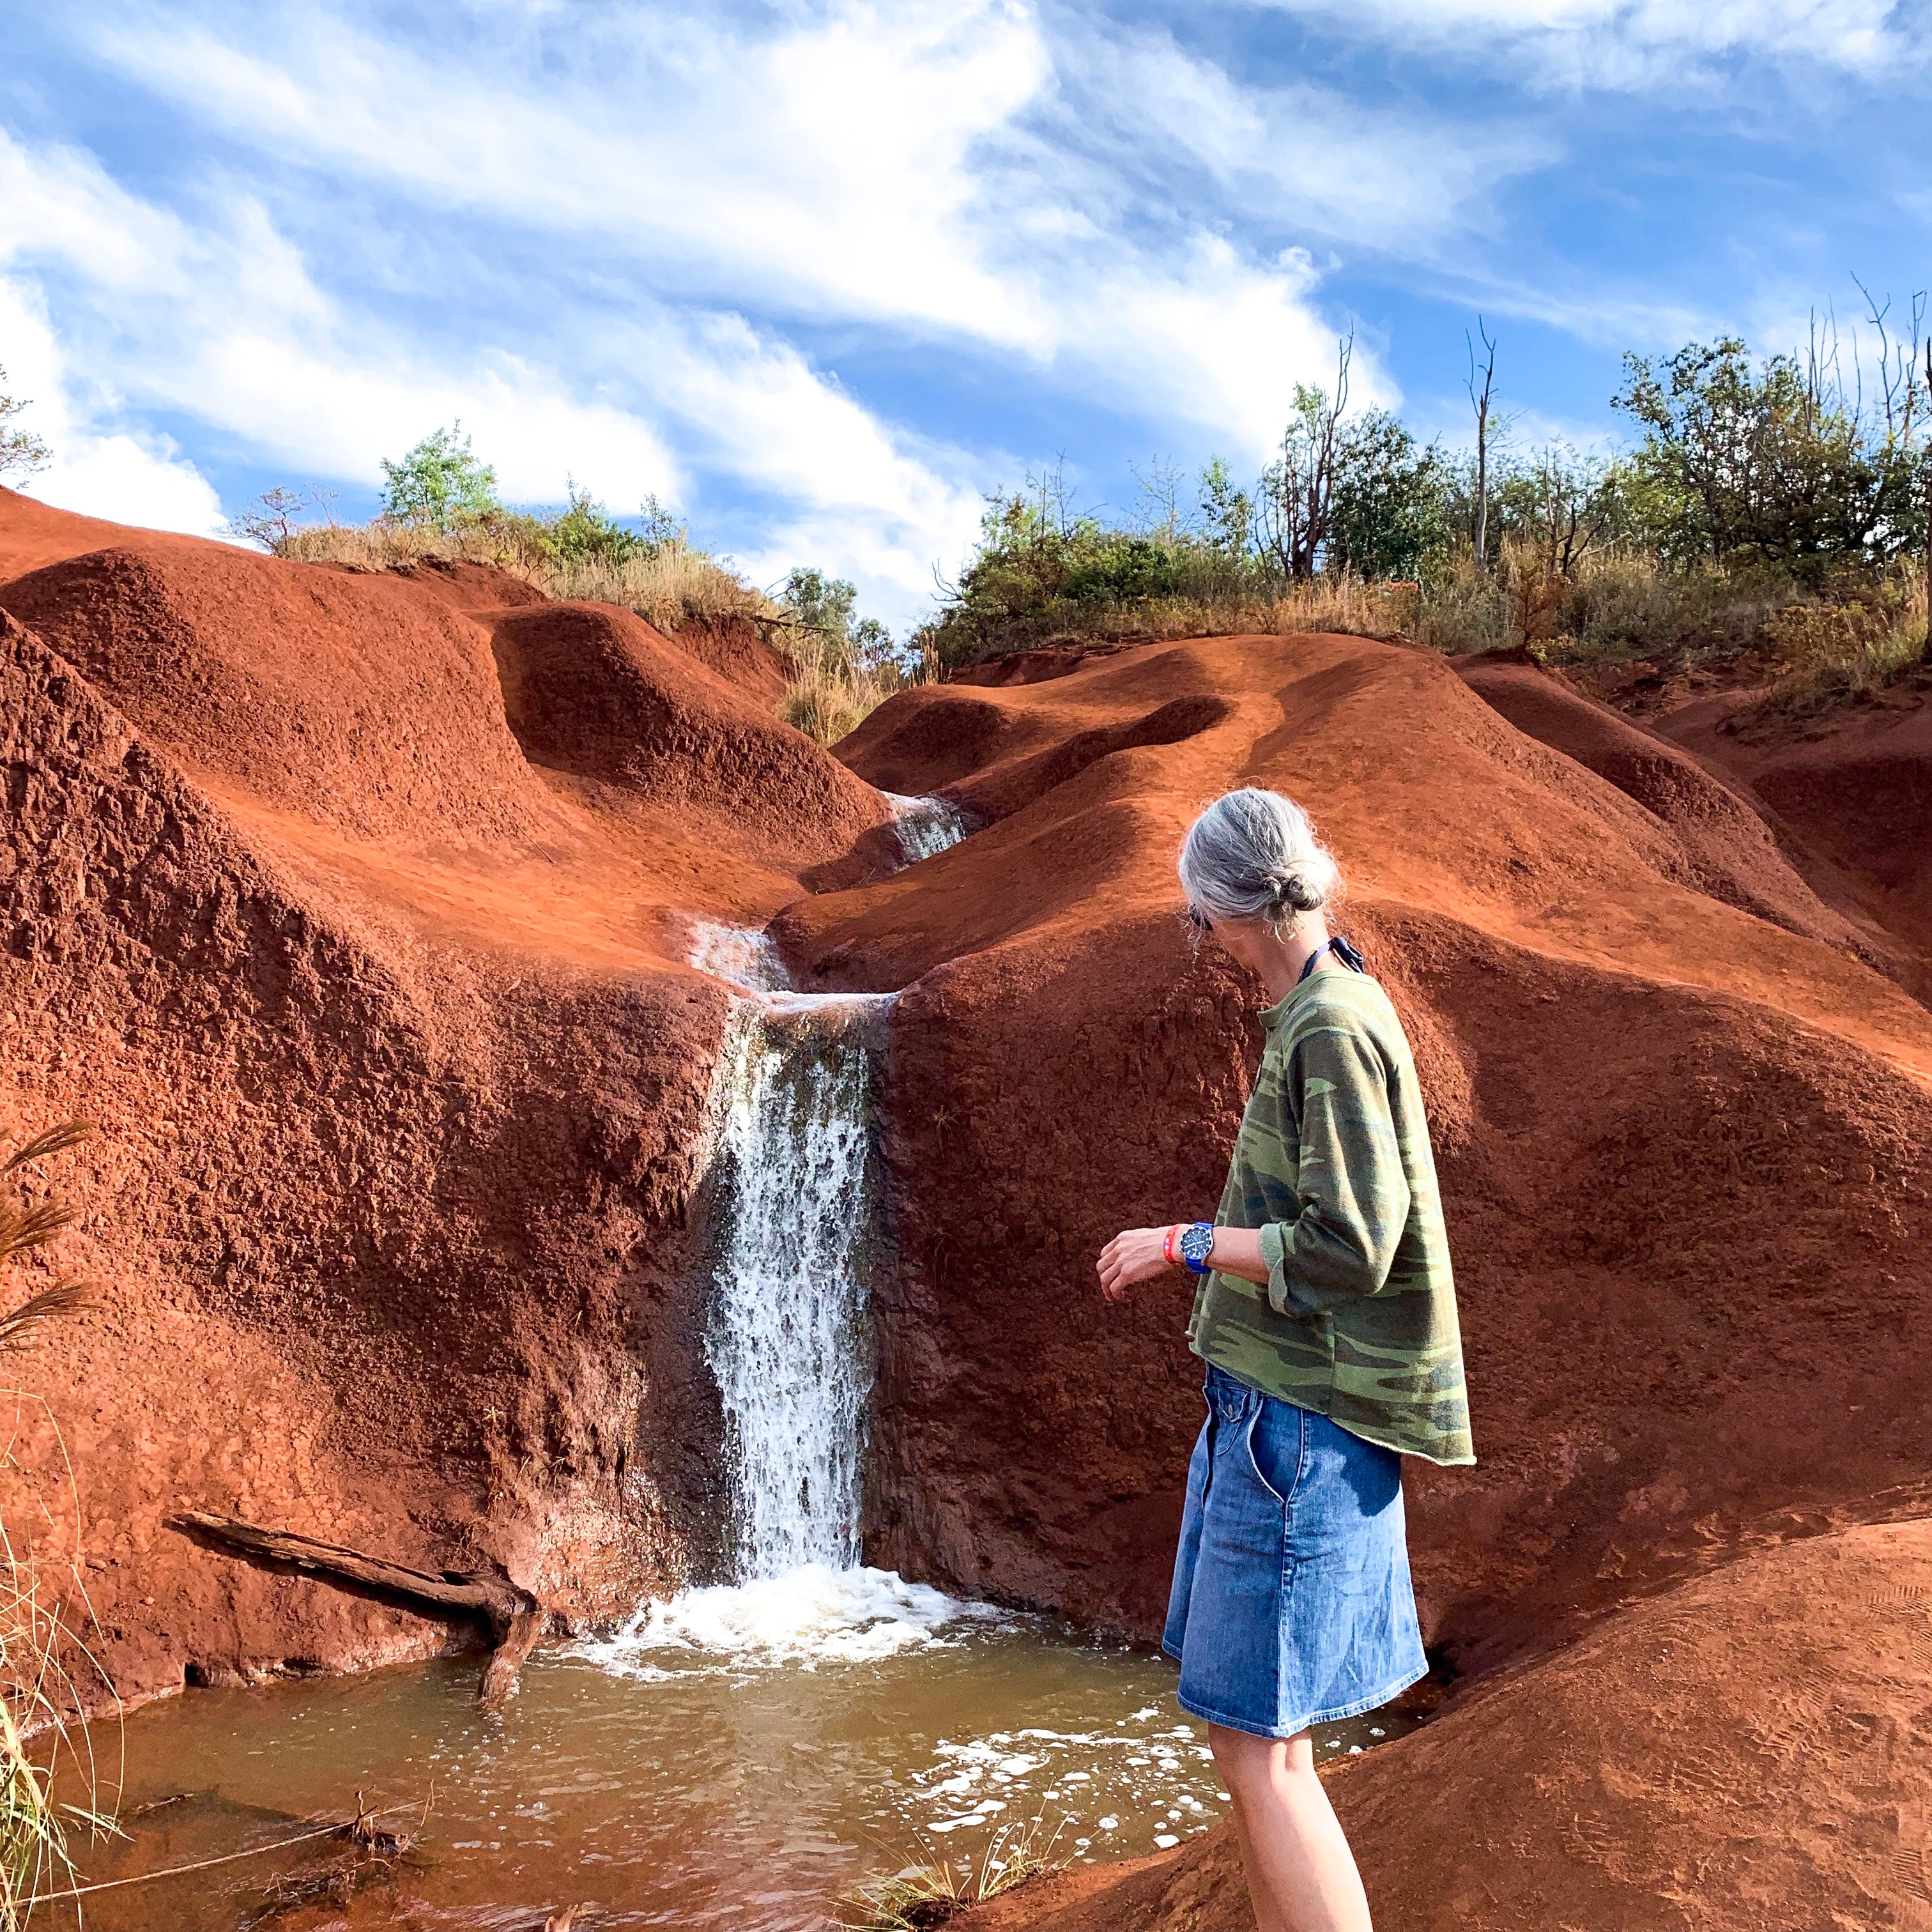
[1255,914,1332,1002]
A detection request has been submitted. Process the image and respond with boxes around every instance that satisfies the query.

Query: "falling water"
[884,790,972,864]
[686,790,967,1581]
[703,992,885,1575]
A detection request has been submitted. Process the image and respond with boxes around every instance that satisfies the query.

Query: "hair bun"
[1268,869,1324,912]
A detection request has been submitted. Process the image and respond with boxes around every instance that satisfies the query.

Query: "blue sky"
[3,1,1928,629]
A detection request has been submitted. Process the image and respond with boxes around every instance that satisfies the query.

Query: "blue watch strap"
[1179,1221,1216,1274]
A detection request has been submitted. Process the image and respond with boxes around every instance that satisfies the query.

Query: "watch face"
[1179,1223,1215,1267]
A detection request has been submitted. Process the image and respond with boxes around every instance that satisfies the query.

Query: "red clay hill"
[4,485,1929,1929]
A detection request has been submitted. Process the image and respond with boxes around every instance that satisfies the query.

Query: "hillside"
[3,488,1928,1927]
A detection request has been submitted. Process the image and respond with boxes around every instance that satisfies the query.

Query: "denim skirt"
[1163,1362,1428,1740]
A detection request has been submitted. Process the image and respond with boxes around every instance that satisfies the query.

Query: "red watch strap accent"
[1163,1224,1180,1265]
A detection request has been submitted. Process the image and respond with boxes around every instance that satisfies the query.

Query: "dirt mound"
[1455,653,1885,958]
[487,600,884,861]
[781,633,1932,1668]
[1,541,559,844]
[0,498,894,1705]
[967,1519,1932,1932]
[378,555,551,615]
[0,483,238,578]
[1657,687,1932,998]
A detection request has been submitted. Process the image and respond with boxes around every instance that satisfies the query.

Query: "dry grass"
[833,1816,1069,1932]
[272,516,776,633]
[0,1121,118,1928]
[542,548,778,632]
[1752,562,1929,716]
[268,518,914,743]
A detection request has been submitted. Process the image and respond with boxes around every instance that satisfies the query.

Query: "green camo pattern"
[1187,967,1475,1466]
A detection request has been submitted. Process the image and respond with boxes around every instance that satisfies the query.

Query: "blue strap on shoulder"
[1298,934,1367,982]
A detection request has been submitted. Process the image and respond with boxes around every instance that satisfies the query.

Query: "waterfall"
[684,793,965,1584]
[703,992,885,1577]
[884,792,971,864]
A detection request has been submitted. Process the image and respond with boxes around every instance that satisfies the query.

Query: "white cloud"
[1232,0,1924,88]
[72,0,1515,447]
[0,279,228,538]
[0,123,993,622]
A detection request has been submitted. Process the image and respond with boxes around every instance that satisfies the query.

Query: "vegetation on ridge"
[227,430,921,746]
[916,300,1932,716]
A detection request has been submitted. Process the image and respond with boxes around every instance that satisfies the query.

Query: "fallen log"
[167,1510,545,1710]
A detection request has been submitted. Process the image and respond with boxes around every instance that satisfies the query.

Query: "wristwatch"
[1177,1222,1216,1275]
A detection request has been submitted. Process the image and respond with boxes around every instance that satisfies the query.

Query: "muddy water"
[69,1575,1415,1931]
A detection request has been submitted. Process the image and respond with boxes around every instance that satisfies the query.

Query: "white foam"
[882,792,971,864]
[688,919,791,993]
[572,1564,1004,1675]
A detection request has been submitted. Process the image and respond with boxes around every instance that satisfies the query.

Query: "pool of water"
[61,1567,1419,1931]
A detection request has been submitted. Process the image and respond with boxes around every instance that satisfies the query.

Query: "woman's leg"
[1208,1724,1372,1932]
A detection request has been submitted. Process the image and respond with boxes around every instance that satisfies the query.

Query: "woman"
[1098,788,1473,1932]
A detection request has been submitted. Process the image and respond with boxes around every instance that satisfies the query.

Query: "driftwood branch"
[168,1510,544,1710]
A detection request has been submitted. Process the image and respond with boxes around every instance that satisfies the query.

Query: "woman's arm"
[1096,1224,1268,1303]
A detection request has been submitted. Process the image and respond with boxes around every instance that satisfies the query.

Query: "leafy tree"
[1611,339,1885,578]
[1197,457,1253,556]
[1256,337,1354,582]
[781,566,895,669]
[546,484,645,567]
[0,368,50,484]
[380,422,502,530]
[1327,411,1451,580]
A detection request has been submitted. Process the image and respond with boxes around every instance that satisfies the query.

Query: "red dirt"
[791,632,1932,1655]
[0,488,888,1706]
[967,1519,1932,1932]
[4,482,1930,1928]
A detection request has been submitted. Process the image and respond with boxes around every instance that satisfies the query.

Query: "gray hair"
[1178,788,1340,931]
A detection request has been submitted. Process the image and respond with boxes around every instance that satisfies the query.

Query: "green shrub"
[380,423,503,530]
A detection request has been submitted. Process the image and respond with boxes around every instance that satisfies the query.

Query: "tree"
[1466,319,1498,581]
[1494,444,1625,580]
[780,566,896,670]
[1196,458,1252,557]
[1327,411,1450,580]
[546,484,645,567]
[0,368,51,484]
[1611,337,1885,576]
[379,422,502,530]
[1255,333,1354,582]
[226,485,336,551]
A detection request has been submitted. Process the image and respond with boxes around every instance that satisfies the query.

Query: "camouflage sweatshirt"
[1187,967,1475,1466]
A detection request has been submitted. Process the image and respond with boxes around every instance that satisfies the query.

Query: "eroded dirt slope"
[814,631,1932,1932]
[0,490,890,1704]
[790,631,1932,1665]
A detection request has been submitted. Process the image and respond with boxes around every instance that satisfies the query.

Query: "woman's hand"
[1098,1225,1178,1303]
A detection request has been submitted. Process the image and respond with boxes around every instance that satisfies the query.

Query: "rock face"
[0,488,891,1705]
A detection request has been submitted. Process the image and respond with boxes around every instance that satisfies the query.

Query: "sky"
[3,1,1928,630]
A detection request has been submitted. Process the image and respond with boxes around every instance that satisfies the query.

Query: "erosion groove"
[3,491,1928,1930]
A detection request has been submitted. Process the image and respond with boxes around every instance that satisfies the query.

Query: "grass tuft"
[833,1815,1068,1932]
[0,1120,117,1928]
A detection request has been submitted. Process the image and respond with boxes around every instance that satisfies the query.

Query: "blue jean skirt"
[1163,1362,1428,1740]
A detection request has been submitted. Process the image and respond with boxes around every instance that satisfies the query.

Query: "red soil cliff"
[0,487,889,1703]
[4,486,1928,1926]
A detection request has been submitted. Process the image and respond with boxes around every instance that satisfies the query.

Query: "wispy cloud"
[1230,0,1927,90]
[74,0,1528,445]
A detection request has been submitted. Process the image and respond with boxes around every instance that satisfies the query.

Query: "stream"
[66,799,1415,1929]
